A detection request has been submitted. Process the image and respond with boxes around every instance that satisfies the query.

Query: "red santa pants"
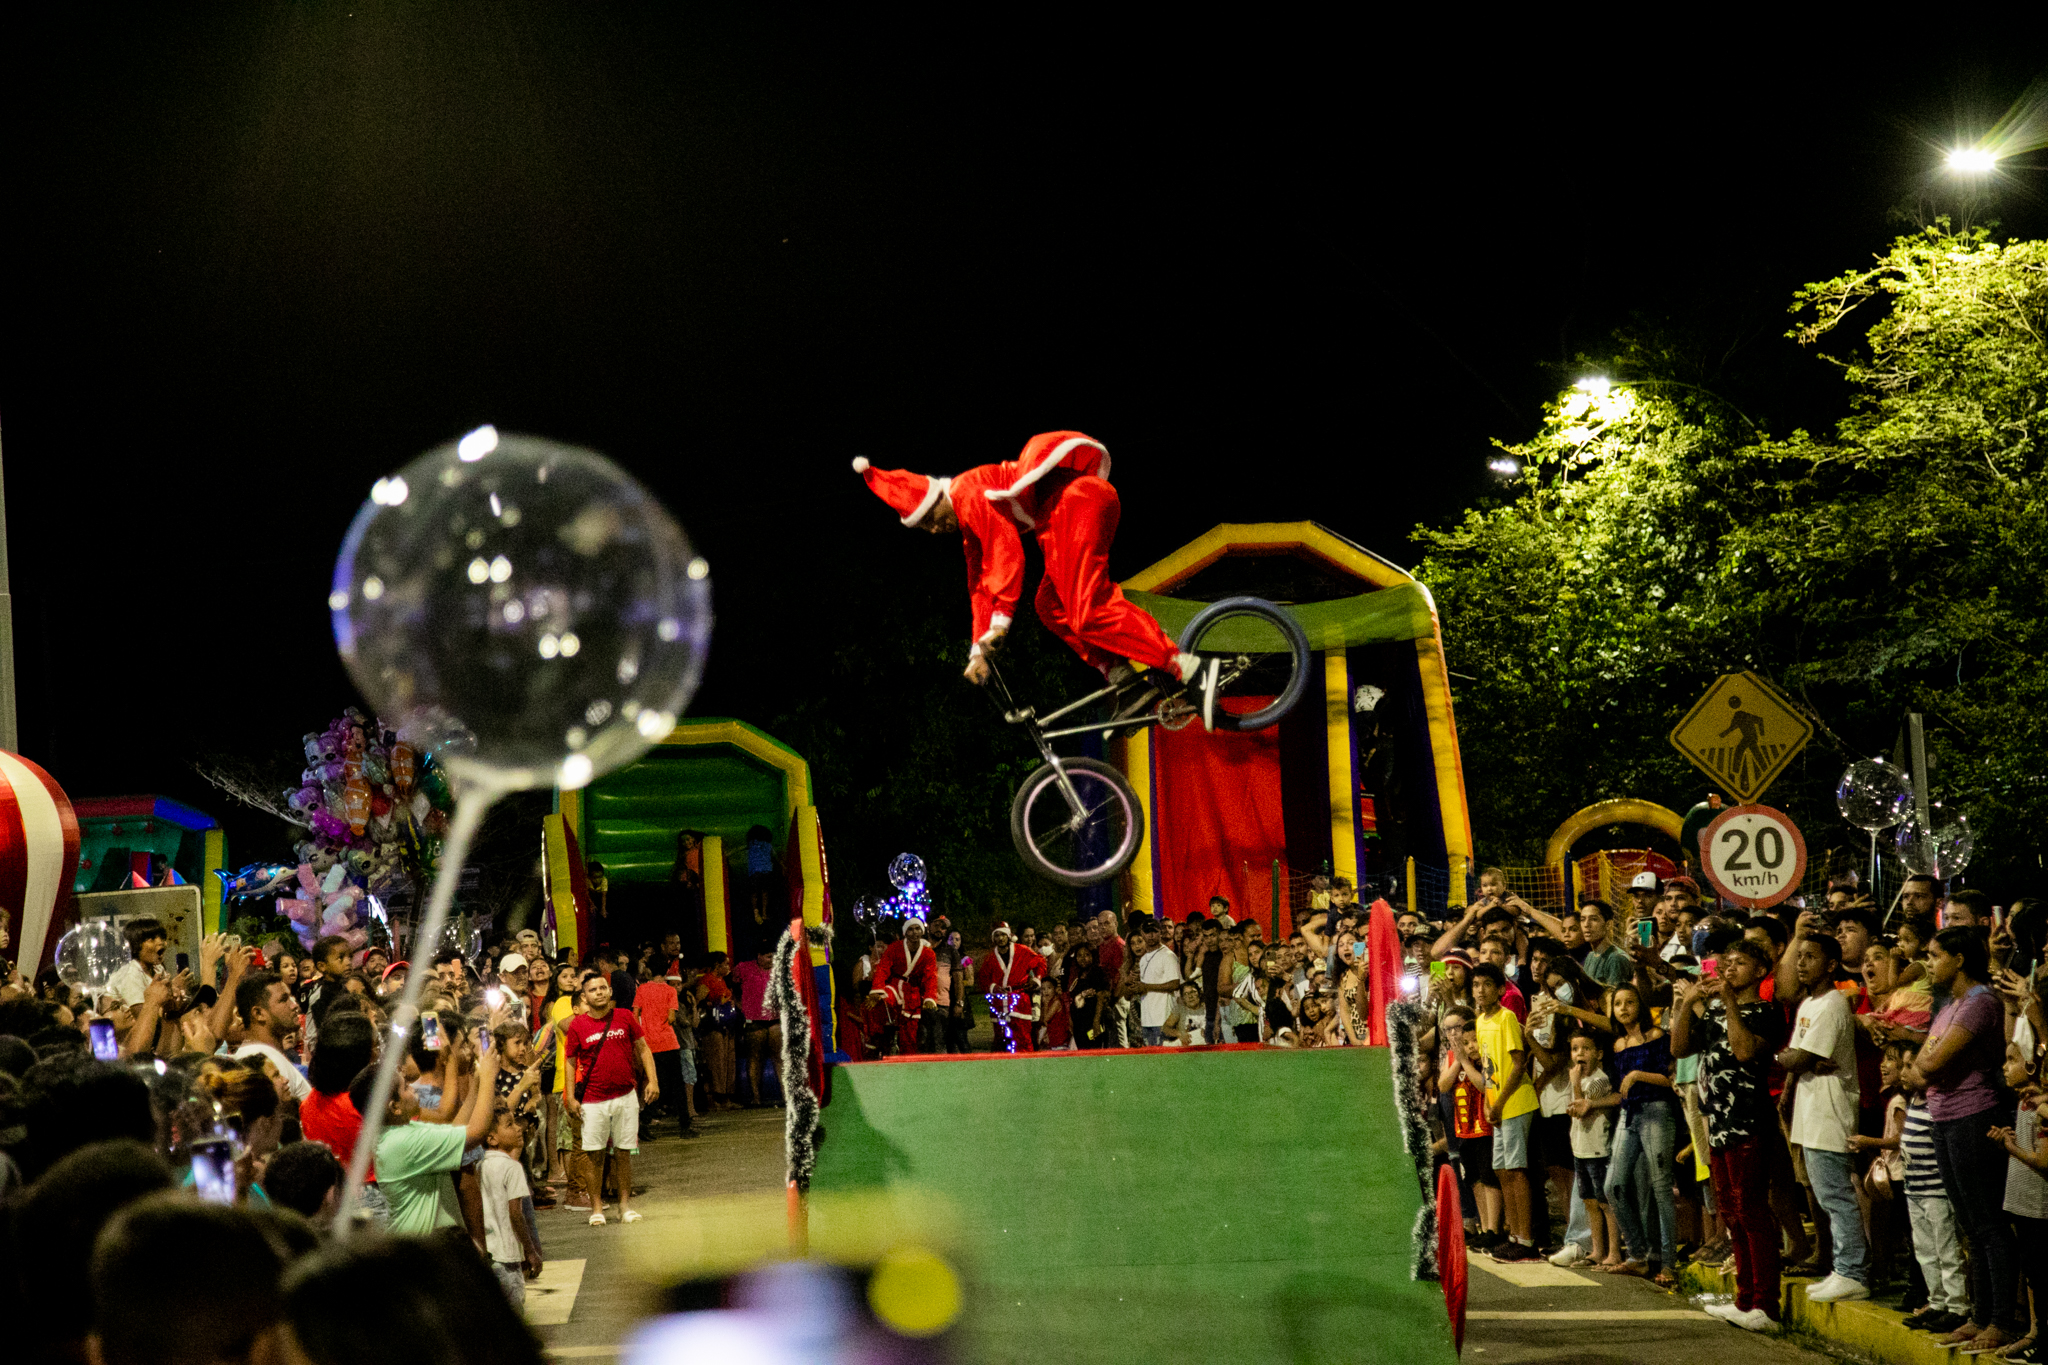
[990,993,1036,1051]
[1034,476,1180,675]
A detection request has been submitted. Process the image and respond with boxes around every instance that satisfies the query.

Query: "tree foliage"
[1417,227,2048,885]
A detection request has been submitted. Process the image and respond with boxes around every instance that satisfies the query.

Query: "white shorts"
[579,1092,640,1153]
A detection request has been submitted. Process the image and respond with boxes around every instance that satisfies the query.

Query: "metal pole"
[1270,858,1280,940]
[1405,856,1417,919]
[1907,712,1932,887]
[0,424,18,753]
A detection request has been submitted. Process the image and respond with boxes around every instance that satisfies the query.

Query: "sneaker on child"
[1729,1308,1779,1333]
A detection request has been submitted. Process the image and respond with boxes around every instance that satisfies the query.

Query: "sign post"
[1699,804,1808,911]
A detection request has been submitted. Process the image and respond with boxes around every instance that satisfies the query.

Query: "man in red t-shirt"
[563,971,660,1226]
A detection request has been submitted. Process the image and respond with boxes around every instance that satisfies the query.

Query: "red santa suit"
[868,933,939,1055]
[978,934,1047,1052]
[854,432,1182,676]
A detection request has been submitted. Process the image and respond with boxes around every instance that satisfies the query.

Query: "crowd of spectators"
[1416,866,2048,1352]
[840,880,1383,1057]
[0,913,796,1365]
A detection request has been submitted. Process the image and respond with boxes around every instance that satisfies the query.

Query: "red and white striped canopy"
[0,751,80,975]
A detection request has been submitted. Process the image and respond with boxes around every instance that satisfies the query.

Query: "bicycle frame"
[981,659,1153,830]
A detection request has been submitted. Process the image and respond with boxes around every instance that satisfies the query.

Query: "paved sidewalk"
[527,1104,788,1359]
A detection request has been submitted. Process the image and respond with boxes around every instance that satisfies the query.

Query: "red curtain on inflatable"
[1151,707,1286,921]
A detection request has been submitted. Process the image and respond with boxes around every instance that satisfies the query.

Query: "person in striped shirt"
[1894,1042,1971,1335]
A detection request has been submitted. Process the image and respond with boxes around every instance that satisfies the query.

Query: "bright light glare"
[457,425,500,462]
[560,754,595,789]
[1487,457,1520,475]
[1574,376,1610,397]
[1947,147,1997,173]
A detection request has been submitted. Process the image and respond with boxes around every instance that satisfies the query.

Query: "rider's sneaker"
[1174,651,1201,684]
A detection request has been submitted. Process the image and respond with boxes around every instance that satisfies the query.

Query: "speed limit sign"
[1699,804,1808,909]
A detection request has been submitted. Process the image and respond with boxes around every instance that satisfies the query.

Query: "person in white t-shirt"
[230,968,311,1105]
[1165,982,1208,1046]
[480,1105,545,1305]
[1779,932,1868,1302]
[1136,922,1183,1046]
[106,917,171,1009]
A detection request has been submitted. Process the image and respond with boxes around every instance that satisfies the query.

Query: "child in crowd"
[1893,1040,1971,1334]
[1565,1029,1622,1267]
[480,1104,546,1308]
[1850,1042,1909,1294]
[1990,1044,2048,1363]
[1438,1004,1502,1247]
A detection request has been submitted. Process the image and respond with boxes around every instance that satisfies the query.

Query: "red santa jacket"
[871,936,939,1014]
[977,942,1047,1019]
[955,431,1113,653]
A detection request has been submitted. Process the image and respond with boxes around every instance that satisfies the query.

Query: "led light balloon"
[55,919,127,1001]
[889,852,927,891]
[1896,811,1973,879]
[330,427,712,795]
[1836,759,1912,832]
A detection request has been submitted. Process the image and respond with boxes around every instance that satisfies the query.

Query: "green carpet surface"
[813,1047,1456,1365]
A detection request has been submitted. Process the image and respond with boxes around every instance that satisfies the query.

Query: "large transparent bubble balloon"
[330,428,712,793]
[1836,758,1913,832]
[1895,810,1973,878]
[889,852,927,890]
[56,919,128,1001]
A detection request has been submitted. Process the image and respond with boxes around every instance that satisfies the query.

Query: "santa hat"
[852,456,950,527]
[991,921,1012,937]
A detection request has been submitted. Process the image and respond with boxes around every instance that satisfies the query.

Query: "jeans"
[1932,1108,2022,1331]
[1566,1179,1592,1251]
[492,1261,526,1307]
[1604,1104,1678,1268]
[1141,1026,1164,1046]
[1802,1147,1869,1285]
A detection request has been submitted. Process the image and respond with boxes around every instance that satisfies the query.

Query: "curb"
[1677,1262,1971,1363]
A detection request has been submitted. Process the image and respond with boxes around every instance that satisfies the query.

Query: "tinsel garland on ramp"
[1386,999,1438,1281]
[770,922,830,1192]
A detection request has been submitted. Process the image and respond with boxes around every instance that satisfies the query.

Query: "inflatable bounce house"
[1113,522,1473,928]
[544,718,834,1041]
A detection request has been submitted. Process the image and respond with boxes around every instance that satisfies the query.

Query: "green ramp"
[812,1047,1456,1365]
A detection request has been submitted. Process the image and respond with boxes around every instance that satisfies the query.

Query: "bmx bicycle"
[983,596,1312,887]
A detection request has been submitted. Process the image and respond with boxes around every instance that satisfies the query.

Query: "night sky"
[1,8,2042,864]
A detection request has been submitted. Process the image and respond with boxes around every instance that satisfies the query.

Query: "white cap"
[498,953,529,973]
[1629,872,1661,892]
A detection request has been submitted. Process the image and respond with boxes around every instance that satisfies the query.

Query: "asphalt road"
[1463,1247,1846,1364]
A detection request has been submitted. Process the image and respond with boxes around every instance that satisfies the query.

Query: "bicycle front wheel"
[1175,595,1312,731]
[1009,756,1142,887]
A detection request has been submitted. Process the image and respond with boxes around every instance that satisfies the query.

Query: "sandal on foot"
[588,1211,607,1226]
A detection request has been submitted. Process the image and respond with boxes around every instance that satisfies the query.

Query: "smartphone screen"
[476,1026,492,1054]
[1636,920,1655,948]
[421,1014,443,1051]
[1701,957,1720,980]
[1428,961,1448,981]
[89,1018,119,1061]
[190,1140,235,1205]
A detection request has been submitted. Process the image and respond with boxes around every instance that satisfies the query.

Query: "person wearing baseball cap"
[498,954,533,1025]
[1626,871,1662,930]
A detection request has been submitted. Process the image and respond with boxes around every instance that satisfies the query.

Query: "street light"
[1947,147,1998,173]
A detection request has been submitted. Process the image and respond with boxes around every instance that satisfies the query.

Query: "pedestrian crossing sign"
[1668,671,1812,805]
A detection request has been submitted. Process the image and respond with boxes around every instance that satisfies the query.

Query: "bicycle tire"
[1174,595,1313,731]
[1009,756,1143,887]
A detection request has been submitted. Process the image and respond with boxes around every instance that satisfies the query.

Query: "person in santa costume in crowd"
[978,921,1046,1053]
[854,431,1204,716]
[867,915,939,1056]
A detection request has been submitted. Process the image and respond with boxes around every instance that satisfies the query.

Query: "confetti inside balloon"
[888,852,927,891]
[330,427,713,794]
[1836,758,1913,832]
[1895,810,1973,879]
[55,920,129,1002]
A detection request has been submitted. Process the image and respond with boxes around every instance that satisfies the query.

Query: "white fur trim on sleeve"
[988,613,1012,632]
[852,456,870,472]
[969,642,984,660]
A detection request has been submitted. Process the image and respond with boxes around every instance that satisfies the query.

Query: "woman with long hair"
[1905,927,2023,1351]
[1601,983,1680,1284]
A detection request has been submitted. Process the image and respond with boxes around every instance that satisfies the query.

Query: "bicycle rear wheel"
[1009,756,1142,887]
[1174,595,1312,731]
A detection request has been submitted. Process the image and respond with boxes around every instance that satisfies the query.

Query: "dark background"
[1,7,2042,884]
